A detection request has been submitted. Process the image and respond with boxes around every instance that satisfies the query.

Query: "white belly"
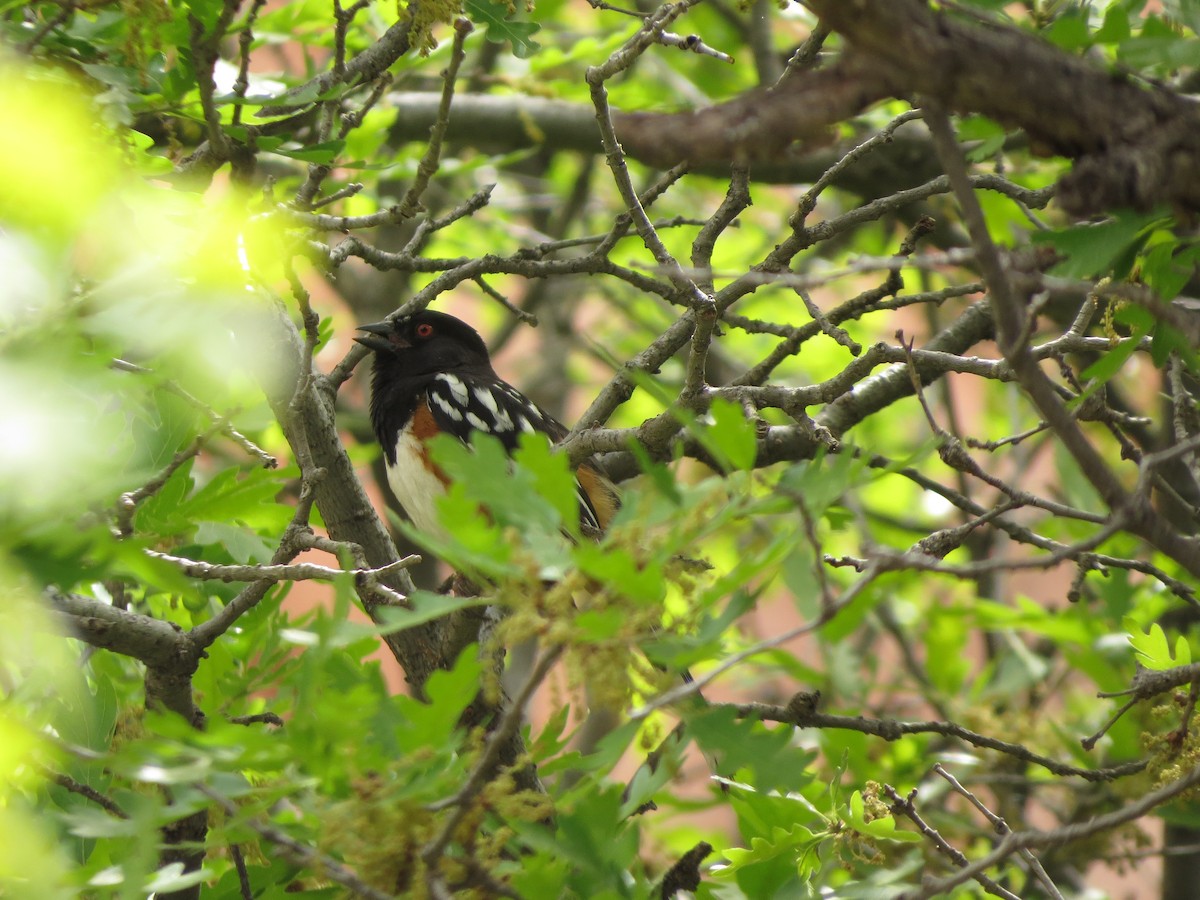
[386,428,447,537]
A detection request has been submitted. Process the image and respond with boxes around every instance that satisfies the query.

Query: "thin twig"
[933,765,1065,900]
[473,276,537,324]
[898,764,1200,899]
[420,646,565,890]
[231,0,269,128]
[396,19,473,220]
[229,712,285,727]
[631,563,883,718]
[144,548,420,584]
[727,694,1143,782]
[884,784,1021,900]
[187,0,240,159]
[111,360,277,467]
[197,785,395,900]
[21,1,76,53]
[586,2,709,308]
[42,768,128,819]
[231,844,254,900]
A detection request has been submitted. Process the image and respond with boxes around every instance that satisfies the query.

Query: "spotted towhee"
[358,311,715,781]
[355,310,619,539]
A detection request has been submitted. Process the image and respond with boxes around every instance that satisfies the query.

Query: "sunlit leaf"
[1126,618,1192,670]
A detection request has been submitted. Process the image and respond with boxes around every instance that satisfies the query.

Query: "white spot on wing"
[439,373,469,404]
[430,391,464,422]
[466,411,489,432]
[474,387,500,415]
[516,415,536,434]
[577,486,600,530]
[474,387,513,431]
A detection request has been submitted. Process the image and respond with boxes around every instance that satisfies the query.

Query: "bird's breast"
[385,402,449,537]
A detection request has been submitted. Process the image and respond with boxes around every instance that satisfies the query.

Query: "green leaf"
[397,486,519,580]
[1119,34,1200,71]
[574,544,664,604]
[1033,210,1166,279]
[624,367,753,474]
[251,80,326,115]
[923,605,971,694]
[1150,321,1200,369]
[722,788,828,893]
[194,521,275,564]
[62,807,142,839]
[429,432,565,538]
[267,139,346,164]
[958,115,1007,162]
[504,851,570,898]
[845,790,922,843]
[689,706,816,794]
[971,595,1094,645]
[172,465,293,532]
[780,543,821,620]
[513,431,581,537]
[529,704,573,762]
[1044,11,1092,50]
[465,0,542,57]
[393,646,483,747]
[1126,617,1192,670]
[626,439,683,504]
[144,862,212,893]
[123,128,174,175]
[134,457,195,536]
[1077,328,1149,387]
[374,591,490,633]
[183,0,223,31]
[619,736,679,817]
[721,826,819,895]
[1140,240,1197,302]
[776,448,868,517]
[1095,4,1133,43]
[706,397,758,471]
[643,588,754,672]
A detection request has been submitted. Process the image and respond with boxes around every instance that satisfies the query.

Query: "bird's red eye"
[415,323,434,338]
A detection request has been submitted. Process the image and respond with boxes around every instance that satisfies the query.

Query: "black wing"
[424,372,607,532]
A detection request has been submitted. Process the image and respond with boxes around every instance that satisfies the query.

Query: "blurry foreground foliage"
[5,0,1200,898]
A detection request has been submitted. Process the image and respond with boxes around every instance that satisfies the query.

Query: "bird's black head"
[356,310,493,380]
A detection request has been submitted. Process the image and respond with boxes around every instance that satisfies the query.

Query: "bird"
[357,310,716,785]
[354,309,619,540]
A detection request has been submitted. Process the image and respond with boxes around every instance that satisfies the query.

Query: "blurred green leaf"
[1033,211,1166,279]
[267,139,346,164]
[575,544,665,604]
[690,706,816,795]
[465,0,542,57]
[1076,326,1149,394]
[393,646,483,748]
[706,397,758,471]
[375,591,490,633]
[1095,4,1133,43]
[959,115,1008,162]
[1044,10,1092,49]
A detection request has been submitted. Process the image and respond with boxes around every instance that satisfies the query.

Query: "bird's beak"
[355,321,407,353]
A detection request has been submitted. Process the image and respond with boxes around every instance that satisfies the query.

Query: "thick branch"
[385,91,944,193]
[47,589,191,672]
[411,0,1200,215]
[258,301,446,692]
[808,0,1200,215]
